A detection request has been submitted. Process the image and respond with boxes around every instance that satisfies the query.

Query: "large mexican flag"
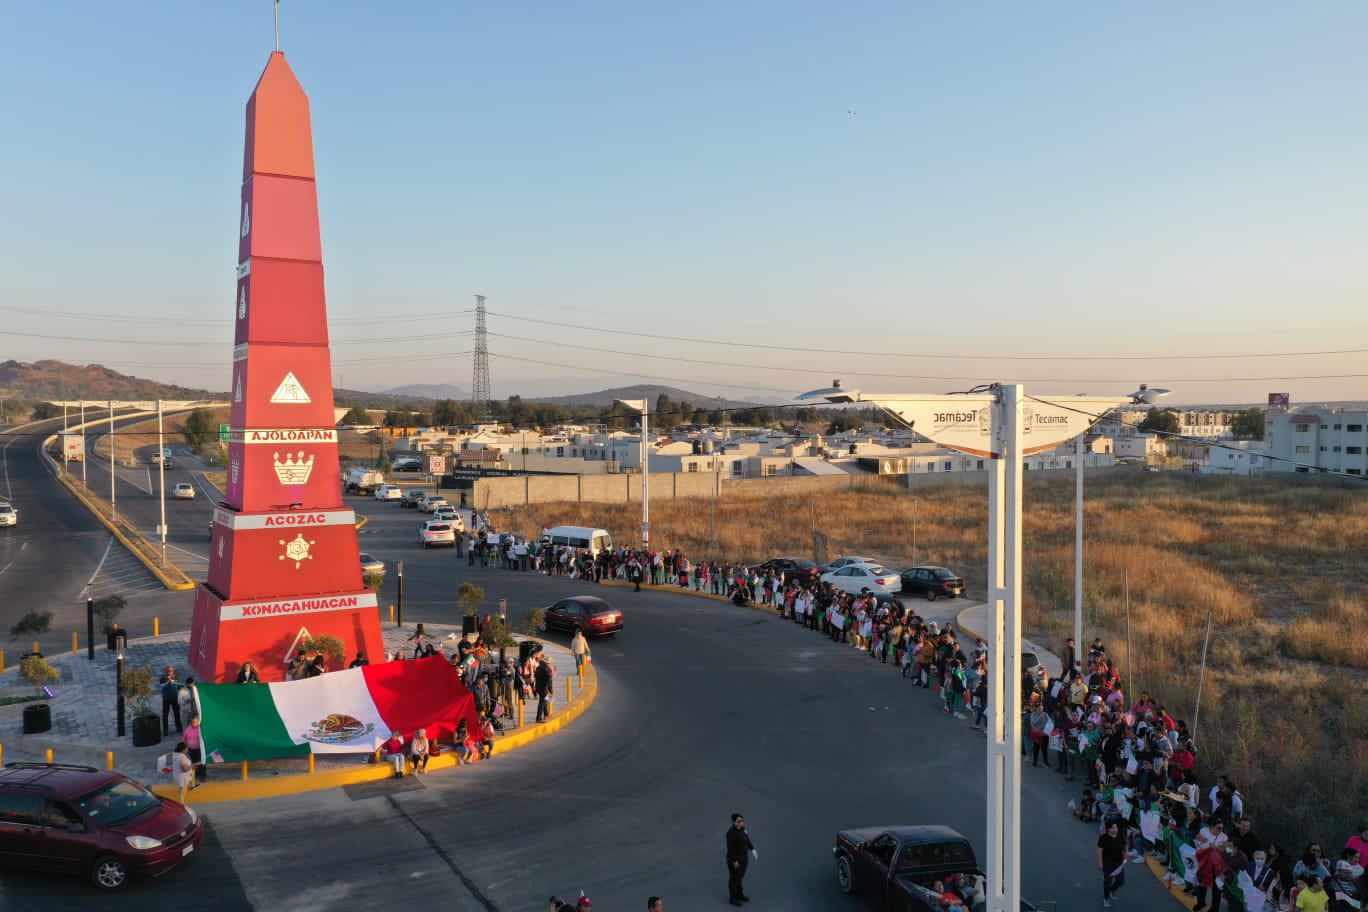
[194,655,483,762]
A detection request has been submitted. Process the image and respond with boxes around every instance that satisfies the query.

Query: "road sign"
[427,454,447,475]
[219,423,231,442]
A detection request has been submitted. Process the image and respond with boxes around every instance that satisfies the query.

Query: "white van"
[538,526,614,555]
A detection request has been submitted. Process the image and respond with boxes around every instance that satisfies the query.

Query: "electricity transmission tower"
[471,294,491,417]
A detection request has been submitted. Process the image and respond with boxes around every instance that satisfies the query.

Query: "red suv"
[0,762,202,889]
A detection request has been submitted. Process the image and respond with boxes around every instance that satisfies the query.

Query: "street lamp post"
[616,399,650,549]
[80,401,87,485]
[157,400,167,567]
[108,400,117,524]
[798,381,1126,912]
[115,648,126,737]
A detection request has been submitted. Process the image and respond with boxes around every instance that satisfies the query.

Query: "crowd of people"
[465,532,1365,911]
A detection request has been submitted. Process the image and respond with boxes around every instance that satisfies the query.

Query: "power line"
[484,329,1368,385]
[486,350,796,396]
[0,328,471,346]
[485,308,1368,362]
[0,305,473,325]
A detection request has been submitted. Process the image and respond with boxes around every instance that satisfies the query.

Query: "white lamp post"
[798,380,1128,912]
[616,398,650,549]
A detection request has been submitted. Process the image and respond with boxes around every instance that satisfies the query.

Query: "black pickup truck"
[833,825,1037,911]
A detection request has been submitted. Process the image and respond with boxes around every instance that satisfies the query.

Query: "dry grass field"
[508,473,1368,846]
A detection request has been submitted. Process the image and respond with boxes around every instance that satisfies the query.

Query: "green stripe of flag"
[196,682,311,763]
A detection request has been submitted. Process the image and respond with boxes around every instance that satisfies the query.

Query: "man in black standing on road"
[726,812,756,905]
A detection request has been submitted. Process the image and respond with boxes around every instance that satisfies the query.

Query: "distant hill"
[531,384,755,409]
[0,360,219,401]
[383,383,468,401]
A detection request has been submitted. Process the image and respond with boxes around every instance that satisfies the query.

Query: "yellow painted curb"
[1145,854,1199,909]
[149,663,599,803]
[355,515,369,531]
[53,473,196,592]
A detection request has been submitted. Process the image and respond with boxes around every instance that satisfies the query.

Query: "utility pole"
[157,401,167,567]
[80,401,87,485]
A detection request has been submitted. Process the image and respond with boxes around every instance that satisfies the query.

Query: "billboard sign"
[1267,392,1290,408]
[867,394,1127,458]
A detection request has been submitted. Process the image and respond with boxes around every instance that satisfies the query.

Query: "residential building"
[1264,409,1368,475]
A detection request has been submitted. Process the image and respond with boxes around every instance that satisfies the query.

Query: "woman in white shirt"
[170,742,195,803]
[409,729,430,775]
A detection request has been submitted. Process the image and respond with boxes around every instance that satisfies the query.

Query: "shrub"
[19,656,60,694]
[522,609,546,636]
[91,595,126,636]
[119,665,157,717]
[458,581,485,616]
[301,634,345,665]
[363,571,385,592]
[9,610,52,639]
[483,615,517,647]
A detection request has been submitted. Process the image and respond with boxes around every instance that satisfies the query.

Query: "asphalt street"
[4,489,1172,910]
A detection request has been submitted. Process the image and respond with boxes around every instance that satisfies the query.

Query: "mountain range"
[0,361,755,411]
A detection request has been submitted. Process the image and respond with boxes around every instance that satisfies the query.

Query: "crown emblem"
[273,451,315,485]
[279,533,315,569]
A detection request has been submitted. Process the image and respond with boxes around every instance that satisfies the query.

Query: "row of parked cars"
[750,556,966,600]
[367,485,469,548]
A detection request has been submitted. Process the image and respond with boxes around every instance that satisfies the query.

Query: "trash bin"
[518,640,543,665]
[131,715,162,747]
[22,703,51,734]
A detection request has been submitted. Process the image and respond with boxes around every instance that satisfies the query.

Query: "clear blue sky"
[4,1,1367,405]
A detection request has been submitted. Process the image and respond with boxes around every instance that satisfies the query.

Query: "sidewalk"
[953,601,1065,680]
[0,624,590,801]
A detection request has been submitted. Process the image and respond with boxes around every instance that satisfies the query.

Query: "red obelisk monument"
[189,52,385,682]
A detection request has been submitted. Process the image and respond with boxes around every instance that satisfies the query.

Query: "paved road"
[3,488,1171,911]
[0,419,124,657]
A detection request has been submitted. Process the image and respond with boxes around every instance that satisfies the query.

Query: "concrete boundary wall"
[472,471,892,510]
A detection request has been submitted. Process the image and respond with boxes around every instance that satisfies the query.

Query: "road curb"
[146,662,599,803]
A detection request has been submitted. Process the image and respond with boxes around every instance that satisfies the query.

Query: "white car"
[820,564,900,595]
[419,494,449,514]
[374,484,404,501]
[419,521,456,548]
[432,507,465,531]
[172,482,196,500]
[0,503,16,528]
[823,555,883,573]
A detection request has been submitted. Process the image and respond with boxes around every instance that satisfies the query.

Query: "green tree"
[339,405,372,425]
[181,407,218,452]
[431,399,468,427]
[1229,408,1265,441]
[30,402,61,420]
[826,410,863,434]
[1138,407,1180,435]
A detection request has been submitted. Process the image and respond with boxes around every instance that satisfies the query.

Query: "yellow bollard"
[0,744,4,765]
[72,631,79,654]
[33,641,39,657]
[308,754,316,774]
[45,748,54,765]
[154,617,160,637]
[389,605,395,623]
[241,761,249,781]
[517,698,524,728]
[1,650,5,673]
[106,751,114,771]
[578,665,584,687]
[566,678,574,703]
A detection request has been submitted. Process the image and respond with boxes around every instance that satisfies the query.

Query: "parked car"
[0,502,16,528]
[392,458,422,473]
[419,494,449,514]
[374,484,404,501]
[749,556,820,583]
[898,566,965,601]
[821,564,899,595]
[172,483,195,500]
[359,553,385,575]
[419,521,456,548]
[833,824,1037,910]
[432,507,466,531]
[0,761,203,890]
[539,595,623,637]
[401,490,427,509]
[822,555,883,574]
